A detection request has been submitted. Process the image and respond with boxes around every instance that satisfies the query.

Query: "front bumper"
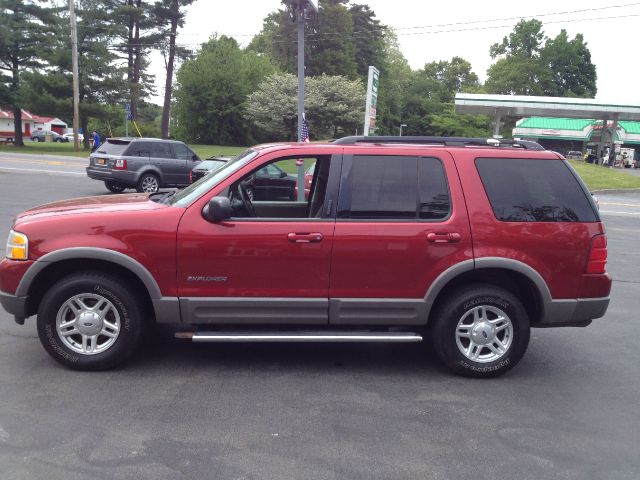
[0,290,28,324]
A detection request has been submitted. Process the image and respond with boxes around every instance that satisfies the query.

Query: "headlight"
[6,230,29,260]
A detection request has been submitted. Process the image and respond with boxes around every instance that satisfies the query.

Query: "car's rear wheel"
[430,284,530,378]
[137,173,160,193]
[104,180,126,193]
[36,272,145,370]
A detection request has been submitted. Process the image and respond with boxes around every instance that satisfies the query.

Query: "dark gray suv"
[86,137,201,193]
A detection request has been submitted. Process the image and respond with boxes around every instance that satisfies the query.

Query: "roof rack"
[332,136,545,151]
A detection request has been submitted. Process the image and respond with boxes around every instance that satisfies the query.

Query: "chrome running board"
[175,331,423,343]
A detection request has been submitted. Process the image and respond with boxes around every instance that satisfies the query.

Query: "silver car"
[86,137,201,193]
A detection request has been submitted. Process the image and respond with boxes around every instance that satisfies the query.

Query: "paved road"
[0,168,639,480]
[0,151,90,177]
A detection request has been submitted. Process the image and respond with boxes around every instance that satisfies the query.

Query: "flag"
[301,113,310,142]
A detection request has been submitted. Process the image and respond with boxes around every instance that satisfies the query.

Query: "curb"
[591,188,640,194]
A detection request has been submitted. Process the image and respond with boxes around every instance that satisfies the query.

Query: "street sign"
[124,102,132,120]
[363,66,380,136]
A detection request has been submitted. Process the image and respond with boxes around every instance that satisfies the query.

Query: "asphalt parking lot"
[0,157,639,480]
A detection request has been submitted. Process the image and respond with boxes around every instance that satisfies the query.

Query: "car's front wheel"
[430,284,530,378]
[104,180,126,193]
[137,173,160,193]
[36,272,145,370]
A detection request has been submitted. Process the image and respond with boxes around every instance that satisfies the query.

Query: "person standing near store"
[92,130,101,152]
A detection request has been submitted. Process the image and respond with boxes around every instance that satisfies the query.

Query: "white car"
[62,132,84,142]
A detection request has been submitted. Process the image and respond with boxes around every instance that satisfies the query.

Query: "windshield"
[167,149,259,207]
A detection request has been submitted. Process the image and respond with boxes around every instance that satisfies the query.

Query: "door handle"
[427,232,461,243]
[288,232,323,243]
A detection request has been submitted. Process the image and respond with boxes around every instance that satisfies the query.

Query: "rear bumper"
[86,167,138,186]
[537,297,610,327]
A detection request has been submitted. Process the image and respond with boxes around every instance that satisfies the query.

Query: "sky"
[149,0,640,105]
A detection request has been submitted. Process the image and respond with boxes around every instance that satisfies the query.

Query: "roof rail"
[332,136,545,151]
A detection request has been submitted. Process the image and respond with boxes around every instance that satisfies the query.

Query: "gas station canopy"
[455,93,640,122]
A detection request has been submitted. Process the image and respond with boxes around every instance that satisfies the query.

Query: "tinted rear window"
[475,158,598,222]
[95,140,130,156]
[125,142,153,157]
[338,155,450,220]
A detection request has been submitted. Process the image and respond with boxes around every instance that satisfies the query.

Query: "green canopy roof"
[619,121,640,134]
[517,117,595,131]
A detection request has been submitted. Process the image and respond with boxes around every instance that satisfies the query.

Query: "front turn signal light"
[6,230,29,260]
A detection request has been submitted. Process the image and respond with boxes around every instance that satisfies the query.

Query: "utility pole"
[296,0,304,144]
[69,0,80,151]
[296,0,306,201]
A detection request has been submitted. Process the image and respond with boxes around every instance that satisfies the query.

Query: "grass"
[0,140,94,157]
[191,145,246,158]
[0,140,247,159]
[568,160,640,191]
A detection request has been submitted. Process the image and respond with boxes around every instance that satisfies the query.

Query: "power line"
[390,1,640,32]
[100,12,640,50]
[19,0,640,42]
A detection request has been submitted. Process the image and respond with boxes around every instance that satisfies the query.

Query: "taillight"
[114,158,127,170]
[586,234,607,274]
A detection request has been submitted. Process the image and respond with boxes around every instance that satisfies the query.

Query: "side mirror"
[202,196,232,222]
[279,171,287,178]
[192,154,199,161]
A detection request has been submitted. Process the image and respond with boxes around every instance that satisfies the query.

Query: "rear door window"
[475,158,598,222]
[173,143,191,159]
[125,142,152,157]
[150,142,174,159]
[338,155,450,220]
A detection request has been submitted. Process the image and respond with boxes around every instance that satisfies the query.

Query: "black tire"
[104,180,126,193]
[430,284,530,378]
[136,172,160,193]
[36,272,145,371]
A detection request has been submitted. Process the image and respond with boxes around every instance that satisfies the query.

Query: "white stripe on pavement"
[600,210,640,215]
[0,166,86,176]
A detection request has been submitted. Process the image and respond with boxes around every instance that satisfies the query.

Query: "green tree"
[153,0,195,139]
[422,56,480,103]
[306,0,356,78]
[0,0,57,146]
[348,3,386,78]
[247,8,297,73]
[489,19,545,58]
[245,73,365,140]
[249,0,375,79]
[173,35,276,145]
[540,30,596,97]
[486,20,596,98]
[112,0,158,121]
[23,0,128,148]
[374,31,411,135]
[485,19,550,96]
[399,57,486,137]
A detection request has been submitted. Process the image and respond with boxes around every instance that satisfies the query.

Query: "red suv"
[0,137,611,377]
